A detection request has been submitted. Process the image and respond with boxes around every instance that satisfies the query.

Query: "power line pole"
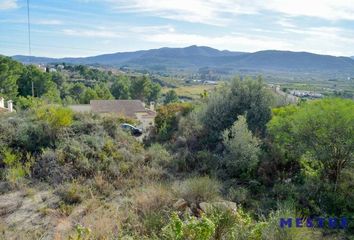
[27,0,34,97]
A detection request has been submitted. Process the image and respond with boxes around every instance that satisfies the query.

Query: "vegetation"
[0,56,161,107]
[0,56,353,239]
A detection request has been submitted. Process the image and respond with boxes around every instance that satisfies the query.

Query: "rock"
[173,199,188,210]
[199,202,212,213]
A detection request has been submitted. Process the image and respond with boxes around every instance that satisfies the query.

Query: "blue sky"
[1,0,354,57]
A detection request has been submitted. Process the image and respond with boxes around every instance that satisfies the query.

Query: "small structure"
[69,100,156,129]
[0,97,15,113]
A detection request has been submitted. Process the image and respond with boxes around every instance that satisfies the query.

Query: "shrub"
[222,115,260,179]
[132,184,174,216]
[162,212,215,240]
[91,173,114,197]
[1,149,32,185]
[33,149,70,184]
[130,184,174,236]
[260,202,323,240]
[145,144,172,169]
[175,176,221,203]
[56,181,84,205]
[228,186,250,205]
[207,207,239,240]
[35,105,73,130]
[154,102,193,142]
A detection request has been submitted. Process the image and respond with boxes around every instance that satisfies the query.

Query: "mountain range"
[11,45,354,74]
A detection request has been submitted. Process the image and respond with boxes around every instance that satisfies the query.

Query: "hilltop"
[12,46,354,74]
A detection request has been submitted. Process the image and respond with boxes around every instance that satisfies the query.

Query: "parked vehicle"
[120,123,143,137]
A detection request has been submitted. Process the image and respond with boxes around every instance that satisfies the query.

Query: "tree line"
[0,56,161,108]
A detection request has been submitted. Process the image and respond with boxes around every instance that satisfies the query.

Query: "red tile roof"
[90,100,148,118]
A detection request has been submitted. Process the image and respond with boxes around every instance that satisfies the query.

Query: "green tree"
[199,77,273,148]
[222,116,260,179]
[130,76,151,101]
[164,90,179,104]
[80,88,98,104]
[268,98,354,190]
[148,82,161,102]
[51,71,67,88]
[154,103,193,141]
[0,56,22,100]
[93,83,113,100]
[111,76,130,99]
[18,65,56,97]
[69,83,86,98]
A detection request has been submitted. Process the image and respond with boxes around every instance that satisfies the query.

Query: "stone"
[199,202,212,213]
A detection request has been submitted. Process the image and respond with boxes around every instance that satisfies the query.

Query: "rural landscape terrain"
[1,0,354,239]
[0,48,353,239]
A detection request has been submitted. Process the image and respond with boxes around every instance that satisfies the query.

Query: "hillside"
[12,46,354,74]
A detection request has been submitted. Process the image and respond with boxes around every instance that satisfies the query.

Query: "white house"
[0,97,15,113]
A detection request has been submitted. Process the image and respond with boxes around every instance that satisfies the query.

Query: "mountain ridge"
[11,46,354,73]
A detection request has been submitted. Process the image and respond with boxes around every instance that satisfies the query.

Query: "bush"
[162,212,215,240]
[222,116,260,179]
[154,102,193,142]
[131,184,174,236]
[0,149,32,185]
[175,176,221,203]
[228,186,250,205]
[261,202,322,240]
[132,184,174,217]
[145,144,172,169]
[33,149,71,184]
[91,173,114,197]
[56,181,85,205]
[35,105,73,130]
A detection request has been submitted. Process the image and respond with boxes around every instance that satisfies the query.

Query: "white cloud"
[63,28,122,38]
[105,0,244,25]
[0,0,18,10]
[264,0,354,21]
[276,18,296,28]
[282,26,354,56]
[35,19,63,25]
[0,18,63,25]
[103,0,354,25]
[130,25,175,33]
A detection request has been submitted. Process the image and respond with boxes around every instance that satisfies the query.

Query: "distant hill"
[11,46,354,74]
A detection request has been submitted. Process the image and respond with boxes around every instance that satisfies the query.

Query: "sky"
[1,0,354,58]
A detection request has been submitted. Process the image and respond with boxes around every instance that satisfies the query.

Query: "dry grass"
[131,184,174,216]
[174,176,221,203]
[79,202,121,239]
[162,85,218,99]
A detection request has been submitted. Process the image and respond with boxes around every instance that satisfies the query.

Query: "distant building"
[69,100,156,129]
[289,90,323,99]
[37,64,47,72]
[57,65,65,70]
[203,80,218,85]
[0,97,15,113]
